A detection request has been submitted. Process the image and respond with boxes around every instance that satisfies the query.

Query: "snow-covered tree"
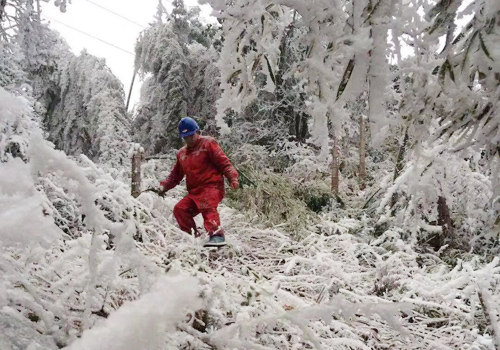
[204,0,395,155]
[15,5,71,117]
[1,0,129,166]
[0,41,27,92]
[170,0,189,46]
[133,4,222,154]
[426,0,500,228]
[375,0,500,249]
[1,0,70,101]
[153,0,168,24]
[0,0,73,39]
[48,51,131,166]
[133,23,190,154]
[187,43,220,133]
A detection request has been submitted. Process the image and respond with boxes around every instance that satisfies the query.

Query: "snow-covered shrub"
[65,275,202,350]
[222,141,334,234]
[378,144,497,253]
[0,42,27,92]
[294,182,332,213]
[0,159,62,248]
[277,141,328,178]
[0,86,38,161]
[0,87,61,247]
[223,142,274,171]
[1,86,184,347]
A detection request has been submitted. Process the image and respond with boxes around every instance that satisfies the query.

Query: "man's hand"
[158,185,167,197]
[230,179,239,190]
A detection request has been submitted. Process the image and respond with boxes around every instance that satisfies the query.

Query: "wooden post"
[131,146,144,198]
[331,136,339,194]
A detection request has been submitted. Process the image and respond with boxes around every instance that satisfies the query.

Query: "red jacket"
[160,136,238,194]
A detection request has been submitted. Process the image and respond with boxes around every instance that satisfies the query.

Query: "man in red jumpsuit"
[158,117,239,247]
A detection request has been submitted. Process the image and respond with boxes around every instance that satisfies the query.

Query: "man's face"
[183,133,198,147]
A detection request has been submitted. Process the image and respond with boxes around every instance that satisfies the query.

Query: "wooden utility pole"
[359,114,366,190]
[131,146,144,198]
[126,67,138,112]
[331,136,339,194]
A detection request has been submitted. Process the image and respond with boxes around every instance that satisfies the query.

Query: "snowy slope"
[110,196,500,350]
[1,86,499,350]
[32,188,495,350]
[1,143,499,349]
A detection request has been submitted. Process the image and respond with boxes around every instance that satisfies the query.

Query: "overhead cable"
[43,15,135,56]
[82,0,147,29]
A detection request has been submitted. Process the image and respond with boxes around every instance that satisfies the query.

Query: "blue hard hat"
[178,117,200,138]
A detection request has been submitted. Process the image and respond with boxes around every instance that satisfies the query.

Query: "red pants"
[173,187,224,237]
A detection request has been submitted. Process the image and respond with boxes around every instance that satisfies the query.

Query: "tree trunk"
[294,111,308,143]
[437,195,454,244]
[274,12,301,140]
[359,114,366,190]
[478,289,500,350]
[36,0,41,20]
[331,136,339,194]
[390,127,409,208]
[131,147,144,198]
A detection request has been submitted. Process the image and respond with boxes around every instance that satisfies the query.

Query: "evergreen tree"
[133,23,190,154]
[16,4,71,119]
[48,51,131,165]
[187,44,220,134]
[132,3,226,155]
[171,0,189,46]
[1,0,129,166]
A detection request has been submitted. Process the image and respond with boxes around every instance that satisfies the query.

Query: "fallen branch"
[478,288,500,350]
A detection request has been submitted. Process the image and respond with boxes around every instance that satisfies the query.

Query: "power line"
[81,0,147,29]
[42,15,135,56]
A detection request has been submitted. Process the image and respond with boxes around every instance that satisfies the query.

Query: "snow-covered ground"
[124,197,500,350]
[1,86,499,350]
[2,0,500,347]
[5,184,500,349]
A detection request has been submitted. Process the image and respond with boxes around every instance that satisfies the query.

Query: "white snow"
[0,159,61,248]
[66,275,202,350]
[1,1,500,349]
